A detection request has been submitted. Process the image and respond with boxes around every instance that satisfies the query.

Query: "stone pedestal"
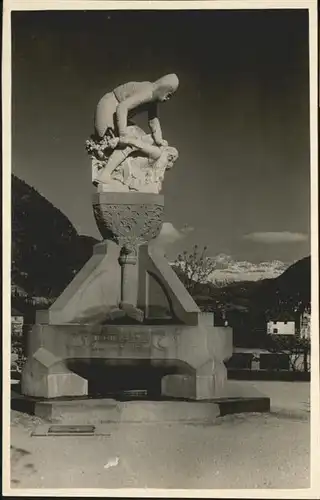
[21,321,232,400]
[21,191,233,400]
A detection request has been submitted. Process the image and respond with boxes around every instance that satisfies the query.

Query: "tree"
[262,284,311,372]
[11,332,27,374]
[172,245,217,296]
[265,334,310,372]
[172,246,239,323]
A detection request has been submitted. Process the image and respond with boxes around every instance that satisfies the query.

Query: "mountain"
[191,256,311,347]
[251,256,311,315]
[191,256,310,317]
[11,175,100,301]
[208,253,289,283]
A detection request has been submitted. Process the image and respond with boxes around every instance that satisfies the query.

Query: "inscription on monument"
[91,331,150,343]
[68,327,162,353]
[91,331,150,352]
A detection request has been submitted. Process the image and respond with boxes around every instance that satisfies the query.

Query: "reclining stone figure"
[86,124,178,194]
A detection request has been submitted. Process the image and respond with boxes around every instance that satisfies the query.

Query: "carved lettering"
[68,328,175,352]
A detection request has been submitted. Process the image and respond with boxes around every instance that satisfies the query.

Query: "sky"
[11,8,311,264]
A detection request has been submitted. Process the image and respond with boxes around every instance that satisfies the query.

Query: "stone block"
[194,375,215,400]
[43,240,121,325]
[138,244,201,325]
[161,374,195,399]
[21,347,88,399]
[33,398,120,423]
[198,312,214,326]
[46,373,88,399]
[161,373,219,400]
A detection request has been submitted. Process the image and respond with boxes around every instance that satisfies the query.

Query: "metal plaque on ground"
[31,424,111,437]
[48,425,96,435]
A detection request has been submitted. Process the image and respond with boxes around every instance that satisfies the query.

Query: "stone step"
[12,392,270,425]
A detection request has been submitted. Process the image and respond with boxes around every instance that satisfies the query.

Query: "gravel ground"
[8,381,310,490]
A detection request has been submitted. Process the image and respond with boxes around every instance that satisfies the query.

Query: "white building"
[267,318,295,336]
[266,309,311,339]
[229,310,310,373]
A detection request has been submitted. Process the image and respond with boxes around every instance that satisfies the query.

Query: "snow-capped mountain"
[208,253,290,283]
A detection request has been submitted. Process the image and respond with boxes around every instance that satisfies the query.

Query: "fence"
[227,369,310,382]
[226,351,310,374]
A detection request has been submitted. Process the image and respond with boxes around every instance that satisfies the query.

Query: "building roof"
[267,311,296,322]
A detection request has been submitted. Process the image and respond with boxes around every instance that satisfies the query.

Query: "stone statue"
[86,73,180,193]
[94,73,179,142]
[86,125,179,194]
[22,72,233,403]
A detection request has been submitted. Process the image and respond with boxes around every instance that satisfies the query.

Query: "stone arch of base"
[64,357,195,397]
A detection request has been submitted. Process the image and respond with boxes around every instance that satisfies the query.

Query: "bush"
[265,334,310,372]
[11,338,26,374]
[11,324,31,374]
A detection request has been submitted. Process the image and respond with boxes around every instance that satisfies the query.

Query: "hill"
[11,175,100,303]
[251,256,310,316]
[194,256,310,314]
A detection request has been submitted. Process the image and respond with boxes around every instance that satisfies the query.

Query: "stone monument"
[21,74,233,401]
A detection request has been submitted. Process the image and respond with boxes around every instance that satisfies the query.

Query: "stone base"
[21,348,88,399]
[11,393,270,425]
[215,397,270,416]
[21,322,232,400]
[22,232,233,402]
[161,374,214,400]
